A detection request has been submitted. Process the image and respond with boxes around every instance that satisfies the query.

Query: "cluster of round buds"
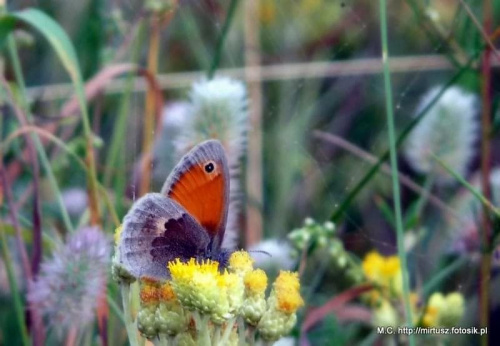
[289,218,364,286]
[136,279,190,339]
[288,217,335,252]
[421,292,465,328]
[118,249,303,344]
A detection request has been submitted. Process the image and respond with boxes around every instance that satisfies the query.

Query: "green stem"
[207,0,240,79]
[220,318,236,345]
[212,325,221,345]
[103,22,144,186]
[0,223,30,346]
[237,317,245,346]
[248,326,256,346]
[330,53,477,223]
[422,257,468,298]
[158,334,169,346]
[107,294,126,326]
[121,284,139,346]
[379,2,415,346]
[6,36,74,232]
[432,154,500,218]
[193,312,211,346]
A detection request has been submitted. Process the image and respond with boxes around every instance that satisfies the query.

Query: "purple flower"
[29,227,110,329]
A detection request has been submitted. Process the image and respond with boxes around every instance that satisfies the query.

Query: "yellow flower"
[229,250,254,276]
[244,269,268,296]
[256,271,303,340]
[159,282,177,302]
[422,292,465,327]
[362,252,384,279]
[140,279,161,305]
[274,271,304,314]
[114,225,123,246]
[362,251,403,297]
[223,272,245,313]
[167,258,245,324]
[372,300,398,327]
[169,258,219,283]
[168,259,222,314]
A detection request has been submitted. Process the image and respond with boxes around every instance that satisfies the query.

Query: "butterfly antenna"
[247,250,272,258]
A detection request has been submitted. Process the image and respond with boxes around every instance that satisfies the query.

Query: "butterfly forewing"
[120,193,210,279]
[160,140,230,248]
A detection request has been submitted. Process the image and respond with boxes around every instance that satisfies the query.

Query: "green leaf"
[11,9,83,84]
[432,154,500,218]
[0,16,15,50]
[1,8,101,229]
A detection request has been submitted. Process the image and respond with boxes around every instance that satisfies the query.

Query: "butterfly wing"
[120,193,210,280]
[160,139,230,250]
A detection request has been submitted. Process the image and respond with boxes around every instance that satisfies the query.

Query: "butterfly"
[119,139,232,280]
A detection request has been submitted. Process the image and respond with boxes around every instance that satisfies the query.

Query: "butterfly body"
[120,140,231,280]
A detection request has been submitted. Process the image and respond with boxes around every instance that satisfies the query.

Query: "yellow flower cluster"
[422,292,465,328]
[257,270,304,341]
[362,250,465,335]
[274,271,304,314]
[362,251,403,298]
[132,250,304,344]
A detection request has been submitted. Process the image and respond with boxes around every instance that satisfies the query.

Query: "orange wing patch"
[167,163,225,237]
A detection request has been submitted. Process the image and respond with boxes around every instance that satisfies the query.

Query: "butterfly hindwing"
[160,140,230,249]
[120,193,210,279]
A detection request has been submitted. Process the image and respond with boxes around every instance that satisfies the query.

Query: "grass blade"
[330,53,477,223]
[9,8,101,226]
[379,1,414,344]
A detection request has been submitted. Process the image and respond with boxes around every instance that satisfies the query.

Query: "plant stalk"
[379,1,415,346]
[140,17,161,197]
[208,0,240,79]
[121,284,139,346]
[479,0,493,343]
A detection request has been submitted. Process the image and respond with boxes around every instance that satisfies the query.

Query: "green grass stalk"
[207,0,240,79]
[6,37,74,232]
[0,100,30,346]
[0,223,30,346]
[104,21,145,214]
[379,1,415,345]
[330,53,477,223]
[121,284,139,346]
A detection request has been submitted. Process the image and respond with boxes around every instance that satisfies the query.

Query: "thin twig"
[25,54,496,102]
[314,131,458,218]
[244,0,263,246]
[0,73,45,344]
[479,0,494,343]
[457,0,500,62]
[140,16,162,197]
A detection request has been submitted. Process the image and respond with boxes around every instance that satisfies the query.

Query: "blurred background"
[1,0,500,345]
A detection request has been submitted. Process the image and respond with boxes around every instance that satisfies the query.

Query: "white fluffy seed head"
[28,227,110,330]
[164,77,249,249]
[404,86,478,184]
[173,76,248,165]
